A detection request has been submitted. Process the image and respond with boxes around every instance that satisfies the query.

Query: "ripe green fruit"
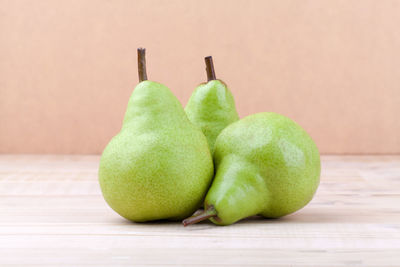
[185,56,239,153]
[99,48,214,222]
[183,112,320,226]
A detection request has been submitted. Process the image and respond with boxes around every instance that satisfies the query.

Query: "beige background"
[1,0,399,154]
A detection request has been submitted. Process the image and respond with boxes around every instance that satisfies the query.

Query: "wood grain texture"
[0,155,399,266]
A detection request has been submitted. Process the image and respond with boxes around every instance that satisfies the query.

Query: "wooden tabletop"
[0,155,399,266]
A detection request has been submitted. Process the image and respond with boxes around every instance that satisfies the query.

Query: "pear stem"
[182,206,217,226]
[205,56,216,81]
[137,48,147,82]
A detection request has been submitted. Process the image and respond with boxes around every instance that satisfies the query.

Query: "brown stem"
[205,56,216,81]
[137,48,147,82]
[182,206,217,226]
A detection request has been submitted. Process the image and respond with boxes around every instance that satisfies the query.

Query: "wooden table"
[0,155,399,266]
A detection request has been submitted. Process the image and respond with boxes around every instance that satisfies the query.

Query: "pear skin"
[99,49,214,222]
[185,56,239,153]
[184,112,320,226]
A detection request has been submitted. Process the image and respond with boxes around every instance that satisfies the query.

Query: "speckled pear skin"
[99,81,214,222]
[185,80,239,152]
[206,112,320,226]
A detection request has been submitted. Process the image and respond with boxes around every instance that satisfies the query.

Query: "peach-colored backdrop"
[1,0,399,154]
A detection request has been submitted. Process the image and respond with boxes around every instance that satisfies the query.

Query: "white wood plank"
[0,155,399,266]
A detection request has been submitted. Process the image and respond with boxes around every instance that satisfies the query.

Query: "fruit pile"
[98,48,320,226]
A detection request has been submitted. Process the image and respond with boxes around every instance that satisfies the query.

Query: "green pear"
[99,48,214,222]
[183,112,320,226]
[185,56,239,153]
